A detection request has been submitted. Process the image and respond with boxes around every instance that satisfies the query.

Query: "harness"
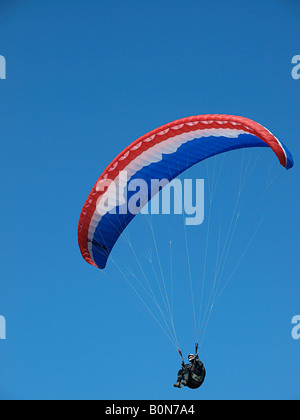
[188,366,206,389]
[177,342,206,389]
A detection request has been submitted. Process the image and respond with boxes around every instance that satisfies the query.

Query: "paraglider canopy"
[78,114,294,270]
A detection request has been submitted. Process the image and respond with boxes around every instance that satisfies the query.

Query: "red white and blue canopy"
[78,114,294,270]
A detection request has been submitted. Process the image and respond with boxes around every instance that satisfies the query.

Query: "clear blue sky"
[0,0,299,400]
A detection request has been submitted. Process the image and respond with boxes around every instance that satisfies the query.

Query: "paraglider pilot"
[174,350,206,389]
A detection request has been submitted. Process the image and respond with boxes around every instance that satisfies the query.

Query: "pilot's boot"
[182,380,188,386]
[173,382,182,388]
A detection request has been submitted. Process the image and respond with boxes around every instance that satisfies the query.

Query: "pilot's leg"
[173,369,183,388]
[182,367,190,386]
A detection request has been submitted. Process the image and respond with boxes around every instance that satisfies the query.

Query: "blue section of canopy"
[90,133,275,268]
